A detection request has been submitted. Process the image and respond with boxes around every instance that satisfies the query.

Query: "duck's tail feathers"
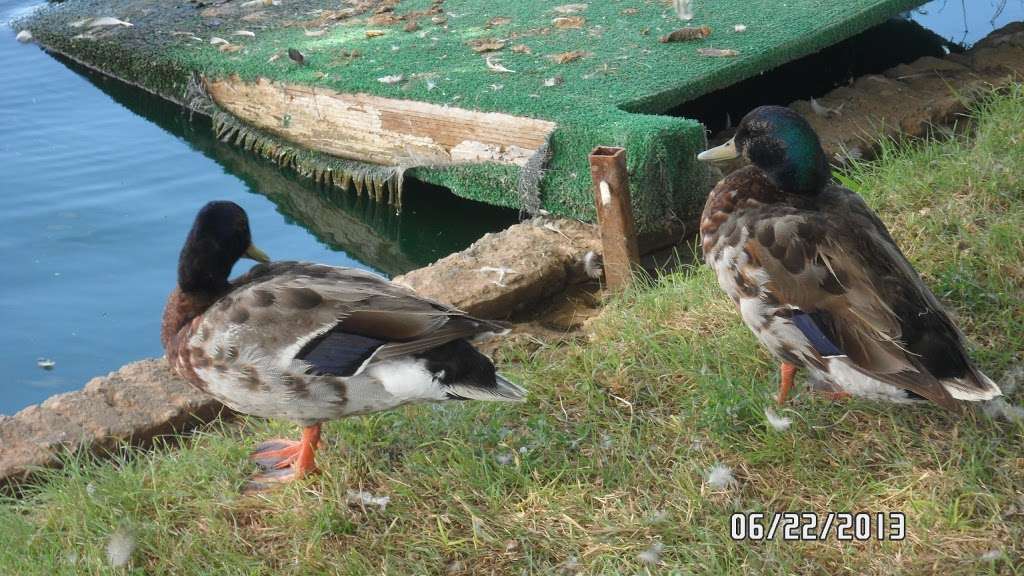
[942,368,1002,402]
[447,374,526,403]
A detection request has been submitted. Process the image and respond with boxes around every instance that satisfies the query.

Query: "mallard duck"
[161,201,525,488]
[696,106,1001,408]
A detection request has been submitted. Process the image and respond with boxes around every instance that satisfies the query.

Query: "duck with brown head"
[697,105,1000,410]
[161,201,269,368]
[162,201,525,491]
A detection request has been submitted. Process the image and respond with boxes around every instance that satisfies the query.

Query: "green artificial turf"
[20,0,921,230]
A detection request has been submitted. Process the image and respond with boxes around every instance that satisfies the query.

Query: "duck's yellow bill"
[244,243,271,263]
[697,137,739,162]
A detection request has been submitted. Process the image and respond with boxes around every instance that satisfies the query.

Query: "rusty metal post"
[588,146,639,290]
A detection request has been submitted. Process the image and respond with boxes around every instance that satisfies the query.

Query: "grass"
[2,88,1023,575]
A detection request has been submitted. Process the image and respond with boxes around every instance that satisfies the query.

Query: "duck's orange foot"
[815,390,852,402]
[251,438,304,470]
[243,424,321,493]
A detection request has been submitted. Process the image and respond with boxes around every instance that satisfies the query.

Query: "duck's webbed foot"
[243,424,321,492]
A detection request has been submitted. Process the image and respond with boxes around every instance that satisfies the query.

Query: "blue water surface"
[0,0,516,414]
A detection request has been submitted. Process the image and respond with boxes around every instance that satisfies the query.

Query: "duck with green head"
[697,106,1000,408]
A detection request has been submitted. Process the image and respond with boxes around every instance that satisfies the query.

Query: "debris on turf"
[552,4,588,14]
[549,50,589,64]
[674,0,695,21]
[660,26,711,43]
[698,47,739,57]
[468,38,506,53]
[485,55,514,72]
[552,16,586,29]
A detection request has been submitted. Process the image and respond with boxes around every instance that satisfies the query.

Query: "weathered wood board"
[207,76,557,168]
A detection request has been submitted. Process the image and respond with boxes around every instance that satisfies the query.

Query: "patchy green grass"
[2,88,1023,575]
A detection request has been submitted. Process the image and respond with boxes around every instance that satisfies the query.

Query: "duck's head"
[698,106,831,194]
[178,201,270,293]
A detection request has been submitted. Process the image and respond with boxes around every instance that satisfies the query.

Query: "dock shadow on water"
[66,55,519,277]
[0,16,517,415]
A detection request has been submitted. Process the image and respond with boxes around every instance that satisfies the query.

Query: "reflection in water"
[911,0,1024,47]
[60,55,519,277]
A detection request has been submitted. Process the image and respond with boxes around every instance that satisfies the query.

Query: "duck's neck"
[160,287,223,355]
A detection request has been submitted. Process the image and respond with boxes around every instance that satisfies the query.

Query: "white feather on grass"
[105,527,135,568]
[557,556,580,574]
[764,407,792,431]
[810,97,845,118]
[345,490,390,510]
[706,463,736,490]
[647,509,670,524]
[980,549,1003,561]
[982,398,1024,423]
[1001,365,1023,395]
[637,541,663,565]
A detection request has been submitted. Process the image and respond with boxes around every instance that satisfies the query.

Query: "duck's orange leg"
[246,424,321,491]
[777,363,798,405]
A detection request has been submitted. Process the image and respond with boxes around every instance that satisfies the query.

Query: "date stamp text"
[730,512,906,541]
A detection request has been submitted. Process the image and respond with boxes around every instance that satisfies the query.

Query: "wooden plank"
[588,146,639,290]
[206,76,556,167]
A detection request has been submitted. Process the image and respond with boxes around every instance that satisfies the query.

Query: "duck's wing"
[197,262,507,377]
[741,187,998,407]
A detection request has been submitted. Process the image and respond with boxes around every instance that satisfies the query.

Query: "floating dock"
[20,0,920,231]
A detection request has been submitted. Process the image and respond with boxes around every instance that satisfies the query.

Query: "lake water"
[910,0,1024,45]
[0,0,517,415]
[2,0,1021,415]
